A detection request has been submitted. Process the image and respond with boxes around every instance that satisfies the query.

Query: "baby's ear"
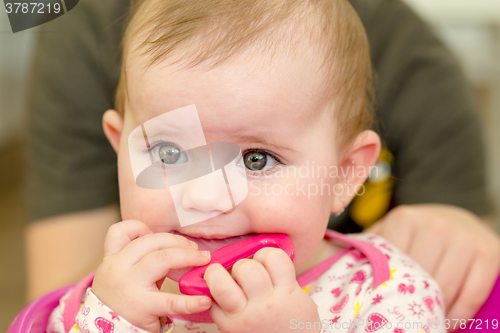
[103,110,123,154]
[331,130,381,213]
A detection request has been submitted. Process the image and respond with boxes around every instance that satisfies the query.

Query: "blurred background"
[0,4,33,331]
[1,0,500,331]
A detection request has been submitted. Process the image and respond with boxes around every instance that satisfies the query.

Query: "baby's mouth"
[170,231,258,253]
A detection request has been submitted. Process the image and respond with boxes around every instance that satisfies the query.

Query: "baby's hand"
[92,220,212,333]
[204,247,320,333]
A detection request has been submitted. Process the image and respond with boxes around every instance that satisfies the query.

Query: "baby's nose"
[180,170,234,215]
[165,141,245,226]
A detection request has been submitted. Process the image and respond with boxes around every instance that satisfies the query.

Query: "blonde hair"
[115,0,374,148]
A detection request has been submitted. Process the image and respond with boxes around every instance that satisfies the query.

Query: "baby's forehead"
[126,42,332,125]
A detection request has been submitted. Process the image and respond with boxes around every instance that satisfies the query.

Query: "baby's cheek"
[120,186,178,228]
[243,190,294,229]
[245,177,329,228]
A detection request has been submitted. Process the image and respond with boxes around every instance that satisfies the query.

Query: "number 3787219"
[444,319,498,330]
[5,3,61,14]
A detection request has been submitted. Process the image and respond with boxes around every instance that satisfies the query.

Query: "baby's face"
[116,48,341,270]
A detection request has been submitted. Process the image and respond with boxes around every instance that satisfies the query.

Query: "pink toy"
[179,234,295,297]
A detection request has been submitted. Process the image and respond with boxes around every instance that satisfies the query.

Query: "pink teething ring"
[179,234,294,297]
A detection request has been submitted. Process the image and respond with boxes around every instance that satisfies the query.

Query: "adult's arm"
[24,0,129,299]
[25,206,119,300]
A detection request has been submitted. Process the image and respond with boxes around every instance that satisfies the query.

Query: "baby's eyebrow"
[228,134,297,153]
[129,126,297,153]
[129,125,184,140]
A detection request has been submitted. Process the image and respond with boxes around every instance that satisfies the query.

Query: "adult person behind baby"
[24,0,500,325]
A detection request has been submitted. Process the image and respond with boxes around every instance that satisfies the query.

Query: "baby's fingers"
[205,263,247,314]
[115,232,199,266]
[253,247,296,289]
[104,220,152,256]
[232,258,274,300]
[133,248,211,284]
[146,292,212,317]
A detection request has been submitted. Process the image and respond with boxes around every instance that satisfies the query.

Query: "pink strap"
[324,230,390,288]
[63,272,96,332]
[296,248,352,287]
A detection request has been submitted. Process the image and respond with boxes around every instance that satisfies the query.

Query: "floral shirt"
[47,232,446,333]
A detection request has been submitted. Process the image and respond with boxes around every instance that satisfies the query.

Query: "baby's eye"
[238,150,280,175]
[154,144,188,165]
[148,143,281,175]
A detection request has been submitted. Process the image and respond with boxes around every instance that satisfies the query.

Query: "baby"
[47,0,446,332]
